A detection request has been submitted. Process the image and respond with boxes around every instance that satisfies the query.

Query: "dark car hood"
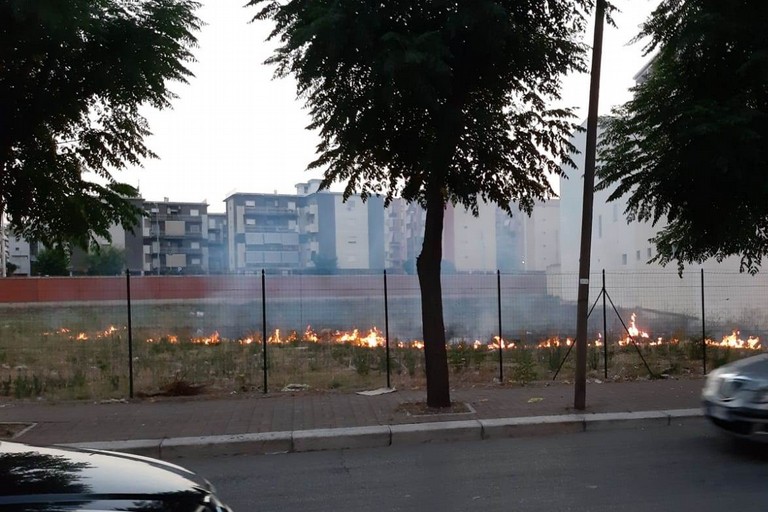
[720,353,768,381]
[0,441,207,500]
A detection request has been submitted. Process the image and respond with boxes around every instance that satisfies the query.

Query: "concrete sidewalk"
[0,379,706,459]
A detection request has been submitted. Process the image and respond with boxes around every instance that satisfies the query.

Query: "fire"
[709,331,761,350]
[304,326,318,342]
[332,327,385,347]
[37,320,764,352]
[537,337,572,349]
[360,328,384,348]
[192,332,220,345]
[618,313,650,345]
[396,340,424,349]
[44,327,71,336]
[146,335,179,344]
[335,328,359,344]
[99,326,119,337]
[489,336,515,350]
[268,329,284,344]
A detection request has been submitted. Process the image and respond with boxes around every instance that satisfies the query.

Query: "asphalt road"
[184,419,768,512]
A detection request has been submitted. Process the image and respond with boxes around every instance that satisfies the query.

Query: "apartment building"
[383,198,409,271]
[207,213,228,274]
[554,63,765,319]
[143,200,208,274]
[445,201,498,272]
[296,180,385,272]
[225,192,300,273]
[440,200,558,273]
[5,232,32,276]
[523,199,560,272]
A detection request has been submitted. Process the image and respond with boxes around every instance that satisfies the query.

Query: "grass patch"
[0,305,759,401]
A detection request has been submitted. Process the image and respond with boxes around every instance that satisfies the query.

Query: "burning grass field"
[0,304,763,401]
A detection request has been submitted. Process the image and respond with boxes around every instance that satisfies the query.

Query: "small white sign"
[579,279,589,285]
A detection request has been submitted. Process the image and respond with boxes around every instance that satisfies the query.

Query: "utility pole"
[0,213,6,278]
[575,0,606,410]
[154,203,161,275]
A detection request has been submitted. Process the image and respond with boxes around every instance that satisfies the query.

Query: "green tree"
[597,0,768,274]
[5,261,18,276]
[311,253,338,275]
[87,245,126,275]
[33,246,70,276]
[0,0,201,249]
[251,0,595,406]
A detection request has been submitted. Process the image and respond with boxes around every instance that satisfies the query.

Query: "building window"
[245,200,255,207]
[612,204,618,222]
[598,215,602,239]
[636,250,641,261]
[622,254,627,265]
[647,247,652,258]
[191,258,201,265]
[245,218,256,225]
[191,242,200,249]
[190,209,199,217]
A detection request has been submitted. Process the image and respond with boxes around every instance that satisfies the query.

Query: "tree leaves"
[598,0,768,274]
[250,0,593,214]
[0,0,201,248]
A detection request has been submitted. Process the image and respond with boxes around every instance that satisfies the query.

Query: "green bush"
[512,349,538,385]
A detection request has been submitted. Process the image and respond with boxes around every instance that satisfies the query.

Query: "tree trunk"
[417,184,451,408]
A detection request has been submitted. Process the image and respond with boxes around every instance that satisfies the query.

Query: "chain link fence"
[1,269,766,400]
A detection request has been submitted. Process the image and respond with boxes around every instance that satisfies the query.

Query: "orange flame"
[192,332,220,345]
[708,331,761,350]
[489,336,515,350]
[304,326,318,342]
[537,337,572,349]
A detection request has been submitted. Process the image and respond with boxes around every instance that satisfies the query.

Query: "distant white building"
[556,64,767,321]
[444,199,559,273]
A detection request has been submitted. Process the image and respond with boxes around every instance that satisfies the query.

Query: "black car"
[702,353,768,440]
[0,441,232,511]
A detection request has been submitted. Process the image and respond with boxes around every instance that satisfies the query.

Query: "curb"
[63,408,704,460]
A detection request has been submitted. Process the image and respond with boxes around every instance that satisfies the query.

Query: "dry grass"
[0,305,757,401]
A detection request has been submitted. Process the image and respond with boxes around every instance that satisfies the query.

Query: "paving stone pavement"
[0,379,705,451]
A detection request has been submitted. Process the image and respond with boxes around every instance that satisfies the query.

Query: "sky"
[121,1,661,213]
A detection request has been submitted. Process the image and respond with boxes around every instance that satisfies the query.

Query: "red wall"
[0,274,547,304]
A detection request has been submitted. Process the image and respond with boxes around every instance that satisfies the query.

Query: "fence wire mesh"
[0,269,766,400]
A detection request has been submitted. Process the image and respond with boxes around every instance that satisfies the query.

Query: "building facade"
[225,192,300,273]
[206,213,228,274]
[143,200,208,274]
[295,180,386,272]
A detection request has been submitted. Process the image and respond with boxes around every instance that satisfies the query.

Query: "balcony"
[244,205,297,215]
[147,212,205,222]
[147,230,204,239]
[159,246,205,255]
[244,225,297,233]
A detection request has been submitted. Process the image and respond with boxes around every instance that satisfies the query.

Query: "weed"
[511,349,538,385]
[353,350,369,376]
[588,346,600,371]
[448,344,471,373]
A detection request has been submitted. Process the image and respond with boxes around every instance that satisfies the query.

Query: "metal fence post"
[125,268,134,399]
[701,268,707,375]
[262,269,268,394]
[602,269,608,380]
[497,270,503,383]
[384,270,391,389]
